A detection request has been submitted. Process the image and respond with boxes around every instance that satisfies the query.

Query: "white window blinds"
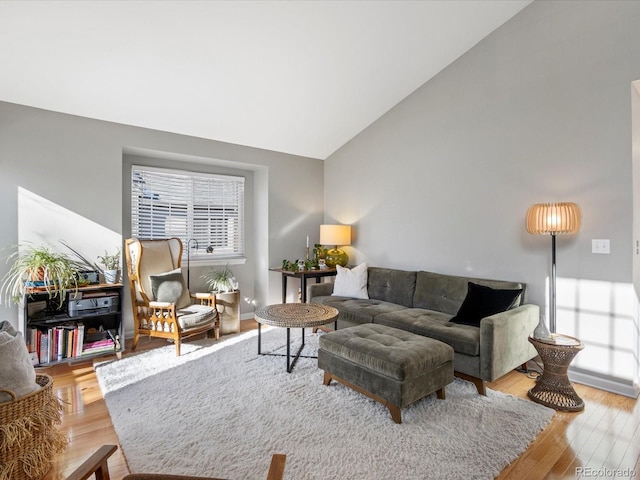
[131,165,245,259]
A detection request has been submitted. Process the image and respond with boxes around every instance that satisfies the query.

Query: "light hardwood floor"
[39,321,639,480]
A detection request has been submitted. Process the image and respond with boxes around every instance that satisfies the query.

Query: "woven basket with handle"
[0,374,67,480]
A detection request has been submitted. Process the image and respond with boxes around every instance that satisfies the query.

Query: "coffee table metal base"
[254,303,339,373]
[258,324,325,373]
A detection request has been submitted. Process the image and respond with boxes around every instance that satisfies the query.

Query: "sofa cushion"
[450,282,523,327]
[333,263,369,299]
[367,267,416,307]
[412,271,525,315]
[314,296,408,326]
[374,309,480,356]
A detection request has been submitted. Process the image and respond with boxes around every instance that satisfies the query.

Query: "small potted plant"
[98,248,121,284]
[202,264,237,293]
[0,243,78,306]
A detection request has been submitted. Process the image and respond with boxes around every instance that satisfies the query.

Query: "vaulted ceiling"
[0,1,531,159]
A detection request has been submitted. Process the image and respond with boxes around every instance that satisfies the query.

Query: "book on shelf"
[82,338,116,355]
[28,321,112,364]
[39,330,50,364]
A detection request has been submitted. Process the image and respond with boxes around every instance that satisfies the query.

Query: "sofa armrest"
[479,304,539,382]
[307,281,334,302]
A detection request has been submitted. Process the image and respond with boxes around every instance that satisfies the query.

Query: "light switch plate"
[592,239,610,254]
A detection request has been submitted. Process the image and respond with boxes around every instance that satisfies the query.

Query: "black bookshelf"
[23,283,124,366]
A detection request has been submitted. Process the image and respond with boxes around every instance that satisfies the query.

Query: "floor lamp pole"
[550,233,557,334]
[187,238,198,290]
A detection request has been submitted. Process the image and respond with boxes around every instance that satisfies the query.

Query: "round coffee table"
[528,334,584,411]
[255,303,338,372]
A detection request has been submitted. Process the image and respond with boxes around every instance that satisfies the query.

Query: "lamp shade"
[526,203,581,235]
[320,224,351,246]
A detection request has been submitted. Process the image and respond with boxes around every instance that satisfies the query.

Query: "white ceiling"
[0,0,531,159]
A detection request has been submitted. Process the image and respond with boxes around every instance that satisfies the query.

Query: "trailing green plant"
[97,248,121,271]
[0,243,79,306]
[281,258,318,271]
[202,264,237,292]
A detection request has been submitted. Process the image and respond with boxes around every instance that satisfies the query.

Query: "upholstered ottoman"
[318,323,454,423]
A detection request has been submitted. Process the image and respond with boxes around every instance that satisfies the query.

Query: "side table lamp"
[320,224,351,268]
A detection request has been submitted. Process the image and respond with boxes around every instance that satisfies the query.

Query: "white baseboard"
[569,368,640,399]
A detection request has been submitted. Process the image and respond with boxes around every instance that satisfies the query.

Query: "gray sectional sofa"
[308,267,539,394]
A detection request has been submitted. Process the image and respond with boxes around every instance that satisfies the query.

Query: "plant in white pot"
[98,248,121,284]
[202,265,237,293]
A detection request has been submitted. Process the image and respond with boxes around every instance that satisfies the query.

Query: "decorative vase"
[533,314,551,340]
[324,248,348,268]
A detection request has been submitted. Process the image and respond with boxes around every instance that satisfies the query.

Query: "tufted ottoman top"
[319,323,453,382]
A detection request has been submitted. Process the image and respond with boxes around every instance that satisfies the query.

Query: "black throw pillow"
[450,282,523,327]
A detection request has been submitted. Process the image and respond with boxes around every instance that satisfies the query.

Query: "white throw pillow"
[332,263,369,299]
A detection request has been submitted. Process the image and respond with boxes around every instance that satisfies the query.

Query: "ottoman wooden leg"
[323,371,332,386]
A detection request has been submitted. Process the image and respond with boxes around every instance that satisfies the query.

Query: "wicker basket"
[0,374,67,480]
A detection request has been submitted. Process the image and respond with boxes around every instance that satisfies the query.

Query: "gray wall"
[0,101,324,333]
[325,0,640,391]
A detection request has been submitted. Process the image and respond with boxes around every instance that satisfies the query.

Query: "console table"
[528,334,584,411]
[269,267,337,303]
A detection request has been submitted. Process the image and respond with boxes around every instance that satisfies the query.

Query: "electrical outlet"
[592,239,610,254]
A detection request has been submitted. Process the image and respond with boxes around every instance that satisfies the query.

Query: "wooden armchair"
[67,445,286,480]
[125,238,219,356]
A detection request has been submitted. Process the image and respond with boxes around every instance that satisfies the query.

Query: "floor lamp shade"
[320,224,351,267]
[525,202,581,334]
[526,202,581,235]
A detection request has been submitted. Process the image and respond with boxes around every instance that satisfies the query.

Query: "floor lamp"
[186,238,199,290]
[526,202,581,334]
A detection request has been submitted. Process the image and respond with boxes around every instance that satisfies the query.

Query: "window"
[131,165,245,260]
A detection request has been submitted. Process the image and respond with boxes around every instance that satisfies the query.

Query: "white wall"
[632,80,640,391]
[0,101,324,333]
[325,0,640,394]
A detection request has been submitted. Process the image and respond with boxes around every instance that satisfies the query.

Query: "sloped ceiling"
[0,0,532,159]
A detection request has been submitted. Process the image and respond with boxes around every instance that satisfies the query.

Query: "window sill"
[186,256,246,267]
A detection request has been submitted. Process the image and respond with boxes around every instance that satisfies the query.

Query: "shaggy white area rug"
[95,328,554,480]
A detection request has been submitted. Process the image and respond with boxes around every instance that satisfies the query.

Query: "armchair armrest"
[149,301,175,308]
[307,282,334,302]
[479,304,539,382]
[191,292,216,307]
[66,444,117,480]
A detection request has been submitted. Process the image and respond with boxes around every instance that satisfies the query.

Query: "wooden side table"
[528,334,584,411]
[269,267,337,303]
